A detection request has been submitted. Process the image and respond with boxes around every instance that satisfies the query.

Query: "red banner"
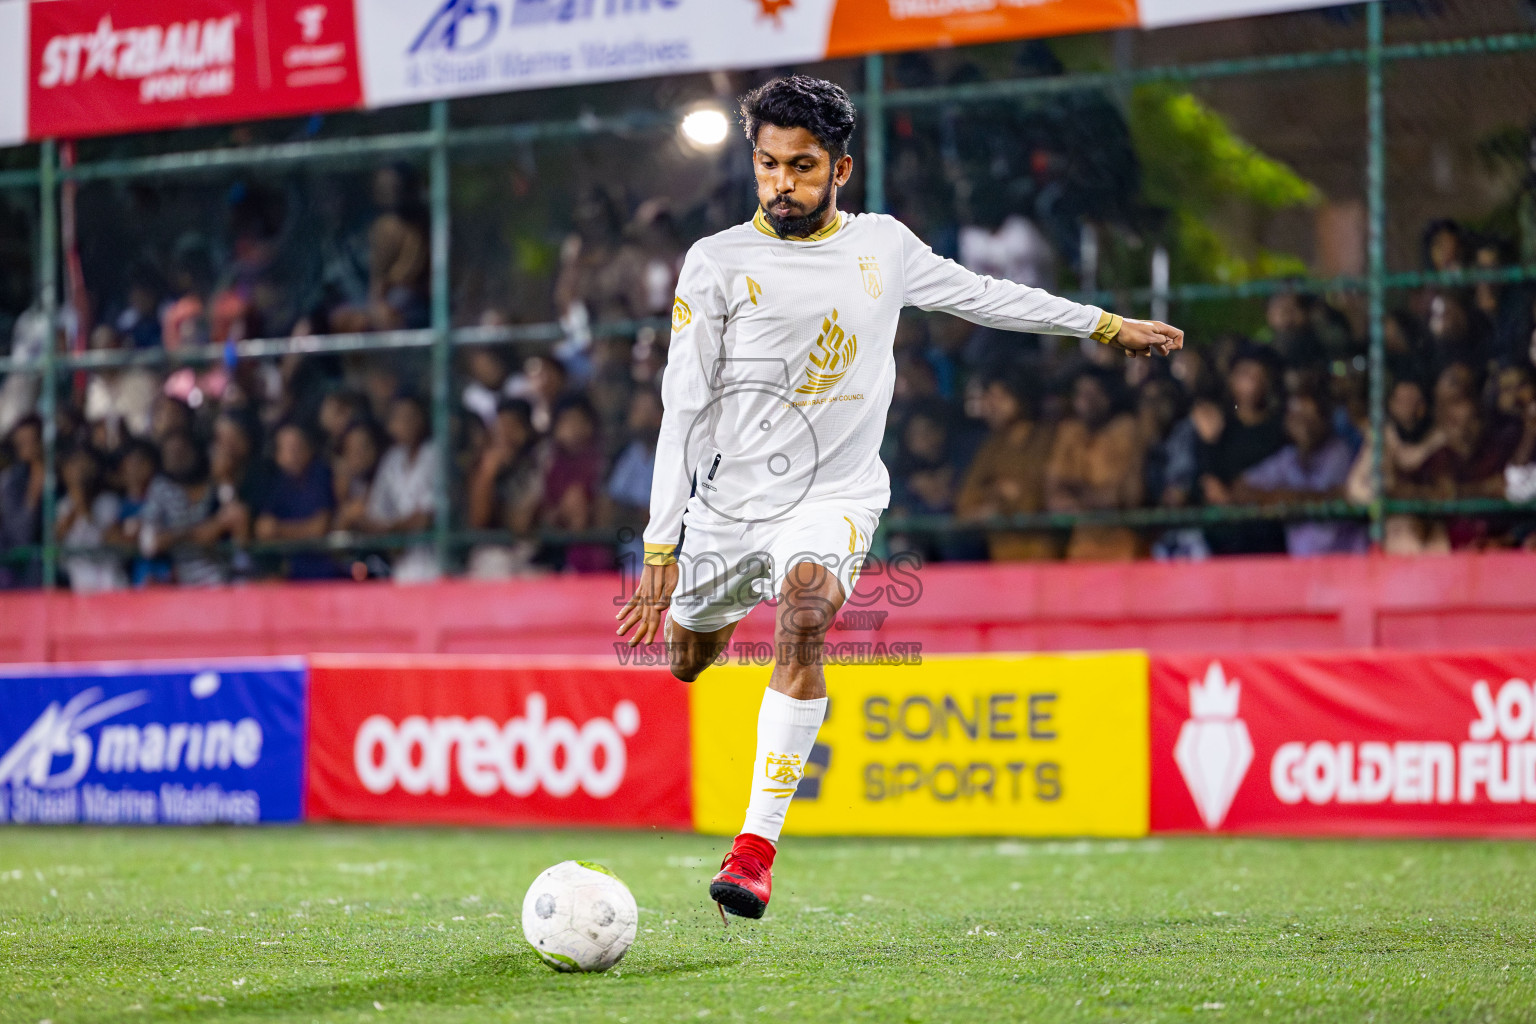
[1152,652,1536,837]
[305,657,691,829]
[29,0,360,140]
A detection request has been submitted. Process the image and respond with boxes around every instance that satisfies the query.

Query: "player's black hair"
[739,75,857,162]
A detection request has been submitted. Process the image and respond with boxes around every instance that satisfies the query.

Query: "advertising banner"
[824,0,1137,59]
[2,0,1373,143]
[1151,652,1536,837]
[28,0,361,140]
[355,0,835,109]
[691,653,1149,837]
[305,656,692,828]
[1138,0,1347,29]
[0,659,307,825]
[0,2,26,148]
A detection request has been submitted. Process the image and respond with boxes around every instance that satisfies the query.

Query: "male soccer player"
[616,75,1182,920]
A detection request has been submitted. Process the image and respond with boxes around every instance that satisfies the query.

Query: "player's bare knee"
[777,562,844,641]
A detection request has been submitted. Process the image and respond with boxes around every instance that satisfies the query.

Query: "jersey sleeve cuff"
[643,542,677,566]
[1091,311,1124,344]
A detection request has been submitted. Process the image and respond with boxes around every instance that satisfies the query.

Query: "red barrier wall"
[2,552,1534,664]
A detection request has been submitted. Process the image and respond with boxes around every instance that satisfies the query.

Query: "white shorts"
[667,499,881,634]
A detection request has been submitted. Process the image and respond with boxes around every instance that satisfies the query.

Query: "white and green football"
[521,860,639,973]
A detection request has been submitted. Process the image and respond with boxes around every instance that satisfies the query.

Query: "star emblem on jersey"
[671,296,692,332]
[796,309,858,395]
[1173,662,1254,829]
[859,256,883,299]
[752,0,795,24]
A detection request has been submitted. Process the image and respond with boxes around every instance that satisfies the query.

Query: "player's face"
[752,124,853,235]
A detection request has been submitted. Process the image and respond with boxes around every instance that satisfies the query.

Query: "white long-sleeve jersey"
[642,209,1122,564]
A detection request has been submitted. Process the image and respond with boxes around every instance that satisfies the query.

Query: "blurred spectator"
[1197,349,1288,555]
[318,390,368,459]
[462,348,517,428]
[135,432,223,586]
[161,240,214,350]
[1355,377,1452,555]
[1424,291,1489,373]
[331,165,430,333]
[363,395,439,582]
[604,388,662,567]
[955,376,1056,561]
[1499,363,1536,504]
[511,353,570,434]
[890,403,959,518]
[540,395,607,573]
[1233,392,1368,556]
[150,396,195,446]
[1045,369,1144,560]
[116,273,164,350]
[333,419,384,532]
[55,446,127,593]
[1264,290,1325,369]
[83,325,159,443]
[615,199,685,319]
[1400,397,1521,549]
[554,189,629,330]
[112,439,161,583]
[256,423,336,580]
[1423,219,1468,273]
[0,415,45,584]
[466,398,542,579]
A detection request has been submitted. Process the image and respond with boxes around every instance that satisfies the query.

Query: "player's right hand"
[615,561,679,647]
[1112,318,1183,358]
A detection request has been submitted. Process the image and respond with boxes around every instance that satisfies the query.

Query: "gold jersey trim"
[751,206,845,242]
[643,543,677,566]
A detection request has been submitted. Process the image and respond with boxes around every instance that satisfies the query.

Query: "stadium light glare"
[680,108,729,148]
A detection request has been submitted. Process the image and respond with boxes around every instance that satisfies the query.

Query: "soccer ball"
[521,860,638,973]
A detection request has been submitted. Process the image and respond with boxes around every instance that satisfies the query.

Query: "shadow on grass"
[113,947,743,1023]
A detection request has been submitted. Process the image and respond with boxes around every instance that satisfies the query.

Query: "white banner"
[1139,0,1369,30]
[357,0,837,110]
[0,1,27,149]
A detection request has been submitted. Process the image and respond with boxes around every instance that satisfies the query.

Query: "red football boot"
[709,832,775,919]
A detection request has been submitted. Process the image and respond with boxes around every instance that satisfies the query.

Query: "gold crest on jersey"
[796,309,858,395]
[859,256,883,299]
[671,296,692,332]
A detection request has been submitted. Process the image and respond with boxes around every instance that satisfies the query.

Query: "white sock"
[740,687,828,843]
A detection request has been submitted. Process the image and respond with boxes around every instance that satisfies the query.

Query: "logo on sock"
[764,752,803,787]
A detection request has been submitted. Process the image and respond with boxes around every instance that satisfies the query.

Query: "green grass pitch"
[2,827,1535,1023]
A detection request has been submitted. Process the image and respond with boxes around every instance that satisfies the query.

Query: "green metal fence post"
[864,54,886,215]
[38,141,59,590]
[1366,1,1386,548]
[430,101,453,575]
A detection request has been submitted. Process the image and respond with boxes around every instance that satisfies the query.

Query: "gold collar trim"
[751,207,845,242]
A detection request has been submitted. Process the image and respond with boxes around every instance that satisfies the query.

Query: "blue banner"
[0,660,307,825]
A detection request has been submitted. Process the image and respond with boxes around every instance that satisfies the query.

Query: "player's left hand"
[615,562,678,647]
[1111,319,1184,358]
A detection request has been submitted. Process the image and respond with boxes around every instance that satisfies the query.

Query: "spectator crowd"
[1,162,1534,590]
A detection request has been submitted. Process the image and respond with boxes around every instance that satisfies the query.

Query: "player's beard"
[762,183,834,240]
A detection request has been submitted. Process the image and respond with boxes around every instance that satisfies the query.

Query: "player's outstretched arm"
[615,562,679,647]
[1109,318,1184,359]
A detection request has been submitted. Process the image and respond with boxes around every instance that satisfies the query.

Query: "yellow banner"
[690,653,1148,837]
